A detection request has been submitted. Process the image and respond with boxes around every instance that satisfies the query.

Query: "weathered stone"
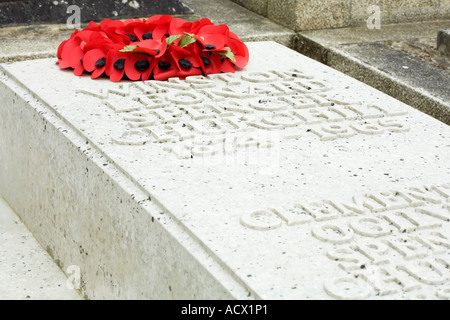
[0,197,83,300]
[1,42,450,299]
[230,0,269,17]
[0,0,296,64]
[351,0,449,25]
[268,0,351,31]
[265,0,450,31]
[296,21,450,125]
[328,42,450,125]
[0,0,192,27]
[438,29,450,57]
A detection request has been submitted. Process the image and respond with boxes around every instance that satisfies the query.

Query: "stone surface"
[386,38,450,72]
[0,0,192,27]
[351,0,449,25]
[265,0,450,31]
[438,29,450,57]
[182,0,295,47]
[230,0,269,17]
[296,21,450,125]
[0,0,295,63]
[0,197,83,300]
[331,42,450,125]
[1,42,450,299]
[268,0,351,31]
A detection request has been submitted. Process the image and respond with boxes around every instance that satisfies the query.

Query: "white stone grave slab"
[1,42,450,300]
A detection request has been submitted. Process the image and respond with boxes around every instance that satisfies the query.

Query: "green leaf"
[166,35,182,45]
[119,45,138,52]
[216,47,236,63]
[133,49,153,56]
[178,33,197,48]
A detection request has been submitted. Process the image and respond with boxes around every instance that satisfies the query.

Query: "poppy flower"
[57,37,85,76]
[132,39,167,58]
[220,57,236,74]
[115,19,145,42]
[225,38,249,69]
[194,24,230,51]
[57,15,249,82]
[83,47,108,79]
[105,46,128,82]
[153,51,180,81]
[124,52,156,81]
[189,18,215,34]
[199,52,222,75]
[169,45,203,79]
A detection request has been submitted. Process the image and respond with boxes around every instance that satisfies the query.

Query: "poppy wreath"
[57,15,250,82]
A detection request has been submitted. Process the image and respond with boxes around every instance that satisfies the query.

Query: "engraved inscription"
[77,69,410,159]
[242,183,450,299]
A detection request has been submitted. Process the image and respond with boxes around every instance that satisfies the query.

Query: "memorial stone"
[1,42,450,299]
[0,0,192,27]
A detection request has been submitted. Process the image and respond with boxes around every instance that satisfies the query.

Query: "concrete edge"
[296,33,450,126]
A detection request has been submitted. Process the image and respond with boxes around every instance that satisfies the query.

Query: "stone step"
[1,42,450,299]
[0,0,192,27]
[296,21,450,125]
[0,197,83,300]
[231,0,450,31]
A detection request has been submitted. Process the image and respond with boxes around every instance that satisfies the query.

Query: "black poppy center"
[143,32,153,40]
[126,34,138,42]
[135,59,150,71]
[95,57,106,68]
[179,59,193,69]
[158,61,171,70]
[164,33,170,38]
[113,59,125,70]
[201,56,211,66]
[205,44,216,50]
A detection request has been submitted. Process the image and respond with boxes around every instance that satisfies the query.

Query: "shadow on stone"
[0,0,193,27]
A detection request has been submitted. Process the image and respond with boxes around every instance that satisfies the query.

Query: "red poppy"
[124,52,156,81]
[195,24,231,50]
[105,47,128,82]
[169,45,203,79]
[200,53,222,75]
[132,39,167,58]
[57,37,84,76]
[221,58,236,74]
[83,48,107,79]
[226,38,249,69]
[189,18,215,34]
[57,15,249,81]
[115,19,145,42]
[153,51,179,81]
[85,21,102,31]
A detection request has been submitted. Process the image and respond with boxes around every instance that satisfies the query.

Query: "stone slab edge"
[0,68,255,300]
[296,33,450,125]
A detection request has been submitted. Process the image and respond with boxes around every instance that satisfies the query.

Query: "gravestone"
[1,42,450,299]
[0,0,192,27]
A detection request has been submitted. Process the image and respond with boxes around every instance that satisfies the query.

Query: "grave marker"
[0,42,449,299]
